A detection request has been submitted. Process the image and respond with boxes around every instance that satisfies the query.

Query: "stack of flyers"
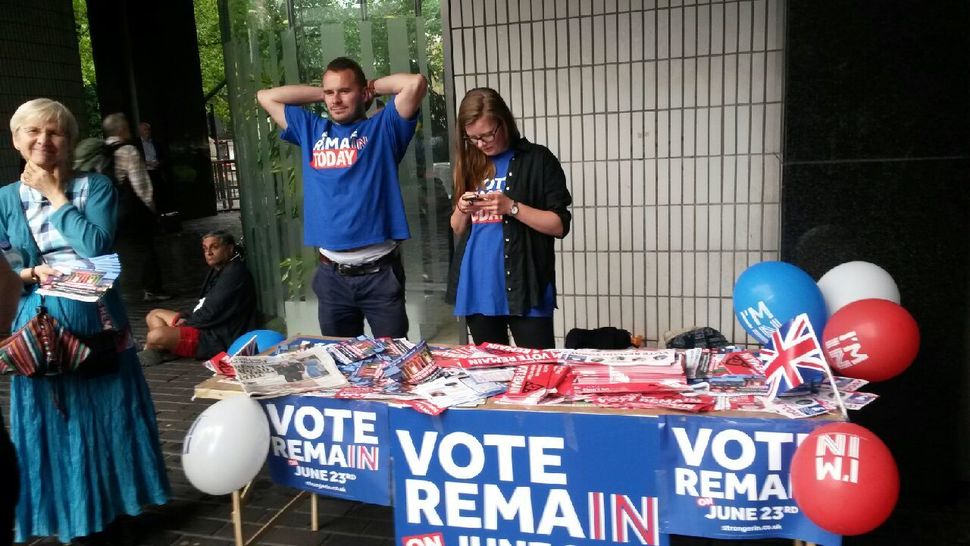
[37,253,121,302]
[584,393,717,413]
[431,343,558,369]
[390,341,442,385]
[767,397,830,419]
[409,375,499,411]
[713,395,770,413]
[694,351,767,394]
[814,388,879,411]
[326,336,386,364]
[562,364,689,396]
[203,352,234,377]
[493,364,571,405]
[375,337,417,359]
[558,348,680,366]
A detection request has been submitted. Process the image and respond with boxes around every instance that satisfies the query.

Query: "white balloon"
[181,396,270,495]
[817,261,901,316]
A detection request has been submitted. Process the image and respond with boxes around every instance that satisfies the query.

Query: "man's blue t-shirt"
[453,149,554,318]
[281,97,417,250]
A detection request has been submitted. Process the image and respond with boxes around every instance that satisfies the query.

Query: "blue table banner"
[391,407,669,546]
[658,415,841,545]
[259,396,391,506]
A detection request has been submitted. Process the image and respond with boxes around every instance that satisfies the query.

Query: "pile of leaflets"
[213,336,879,418]
[37,253,120,302]
[681,346,879,417]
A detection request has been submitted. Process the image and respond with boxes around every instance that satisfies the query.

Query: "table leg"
[232,490,244,546]
[311,493,319,531]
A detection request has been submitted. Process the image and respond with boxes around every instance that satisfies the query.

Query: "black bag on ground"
[663,326,730,349]
[564,327,635,349]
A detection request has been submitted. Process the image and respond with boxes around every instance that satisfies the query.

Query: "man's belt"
[319,249,399,276]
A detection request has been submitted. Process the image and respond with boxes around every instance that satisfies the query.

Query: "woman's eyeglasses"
[465,124,501,144]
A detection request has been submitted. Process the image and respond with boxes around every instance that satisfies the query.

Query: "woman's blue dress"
[0,174,169,542]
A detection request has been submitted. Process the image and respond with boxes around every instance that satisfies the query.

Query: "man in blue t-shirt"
[257,57,427,339]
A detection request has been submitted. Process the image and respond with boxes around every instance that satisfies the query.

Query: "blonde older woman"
[0,99,169,543]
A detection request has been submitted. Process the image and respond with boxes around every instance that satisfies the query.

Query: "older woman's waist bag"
[0,304,121,378]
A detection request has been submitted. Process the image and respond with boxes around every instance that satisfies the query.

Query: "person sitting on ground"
[141,230,257,365]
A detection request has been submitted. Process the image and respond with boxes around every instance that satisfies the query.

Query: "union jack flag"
[758,313,832,399]
[232,335,260,357]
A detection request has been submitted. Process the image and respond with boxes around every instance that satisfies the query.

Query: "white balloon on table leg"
[817,261,900,316]
[182,396,270,495]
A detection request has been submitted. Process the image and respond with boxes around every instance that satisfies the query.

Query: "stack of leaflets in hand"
[37,253,120,302]
[231,346,348,396]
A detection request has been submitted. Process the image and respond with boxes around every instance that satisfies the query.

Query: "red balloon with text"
[821,298,919,381]
[791,422,899,536]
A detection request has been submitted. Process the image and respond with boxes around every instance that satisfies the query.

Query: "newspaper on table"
[231,345,348,396]
[203,332,262,377]
[36,253,120,302]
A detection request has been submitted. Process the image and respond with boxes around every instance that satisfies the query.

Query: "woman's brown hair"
[452,88,520,203]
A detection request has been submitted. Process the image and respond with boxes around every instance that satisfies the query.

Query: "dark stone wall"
[86,0,215,219]
[0,2,87,182]
[783,0,970,503]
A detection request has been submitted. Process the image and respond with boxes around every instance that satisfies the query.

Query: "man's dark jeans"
[312,254,409,339]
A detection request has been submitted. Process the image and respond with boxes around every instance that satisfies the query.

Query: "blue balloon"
[227,329,286,355]
[733,261,827,345]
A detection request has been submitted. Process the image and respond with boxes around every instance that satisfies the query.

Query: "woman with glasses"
[446,88,572,349]
[0,99,169,544]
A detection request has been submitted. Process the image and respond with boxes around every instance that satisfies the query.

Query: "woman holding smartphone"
[446,88,572,349]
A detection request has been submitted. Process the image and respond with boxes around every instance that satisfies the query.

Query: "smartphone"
[462,194,483,202]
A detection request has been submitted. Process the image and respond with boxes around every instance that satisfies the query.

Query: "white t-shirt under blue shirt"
[280,97,417,250]
[453,149,554,318]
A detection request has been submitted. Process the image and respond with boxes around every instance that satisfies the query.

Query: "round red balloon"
[791,422,899,536]
[822,298,919,381]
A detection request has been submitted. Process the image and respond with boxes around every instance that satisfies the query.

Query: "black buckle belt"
[319,249,398,276]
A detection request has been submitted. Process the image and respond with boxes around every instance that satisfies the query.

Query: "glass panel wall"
[220,0,456,342]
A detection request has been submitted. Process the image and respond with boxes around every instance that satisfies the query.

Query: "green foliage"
[72,0,101,138]
[279,256,306,300]
[195,0,232,132]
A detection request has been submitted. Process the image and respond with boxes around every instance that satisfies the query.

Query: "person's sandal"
[138,349,177,367]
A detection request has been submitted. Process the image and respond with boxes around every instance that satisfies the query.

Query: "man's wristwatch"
[509,201,519,217]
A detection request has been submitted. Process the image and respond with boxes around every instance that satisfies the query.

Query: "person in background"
[0,98,169,544]
[0,252,20,546]
[137,121,172,213]
[103,112,171,302]
[141,230,258,365]
[256,56,426,339]
[446,88,572,349]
